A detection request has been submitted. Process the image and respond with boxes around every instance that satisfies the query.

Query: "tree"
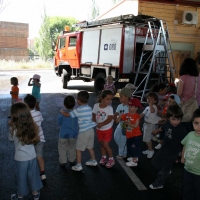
[34,14,78,60]
[90,0,99,20]
[0,0,12,14]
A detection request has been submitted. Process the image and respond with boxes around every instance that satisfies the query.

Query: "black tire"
[62,69,68,89]
[94,72,106,94]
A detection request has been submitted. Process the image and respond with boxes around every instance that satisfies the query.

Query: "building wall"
[0,21,29,61]
[139,2,200,59]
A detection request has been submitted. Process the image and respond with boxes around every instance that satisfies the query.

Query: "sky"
[0,0,113,38]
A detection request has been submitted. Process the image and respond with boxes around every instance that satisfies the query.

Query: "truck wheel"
[62,69,68,89]
[94,73,106,94]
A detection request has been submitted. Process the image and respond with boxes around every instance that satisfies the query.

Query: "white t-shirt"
[93,103,114,131]
[30,110,45,142]
[142,105,161,124]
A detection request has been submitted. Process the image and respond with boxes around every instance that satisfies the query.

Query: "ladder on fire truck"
[133,19,175,102]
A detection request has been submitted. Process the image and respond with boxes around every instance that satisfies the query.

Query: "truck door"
[66,36,79,68]
[54,37,66,67]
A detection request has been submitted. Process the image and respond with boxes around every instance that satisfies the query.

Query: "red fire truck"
[53,14,173,96]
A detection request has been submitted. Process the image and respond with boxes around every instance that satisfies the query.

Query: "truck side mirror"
[52,41,56,51]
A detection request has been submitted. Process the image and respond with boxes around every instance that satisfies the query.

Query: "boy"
[181,108,200,200]
[57,96,78,167]
[120,98,143,167]
[24,94,46,182]
[60,91,97,171]
[113,87,131,159]
[149,105,187,189]
[140,92,160,158]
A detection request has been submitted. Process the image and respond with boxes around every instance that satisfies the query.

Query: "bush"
[0,59,53,70]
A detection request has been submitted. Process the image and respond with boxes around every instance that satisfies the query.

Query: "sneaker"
[60,163,67,167]
[100,157,107,165]
[127,157,133,161]
[72,164,83,171]
[105,159,115,168]
[155,143,162,150]
[41,174,46,181]
[32,191,40,200]
[126,161,138,167]
[152,136,158,141]
[156,134,160,138]
[149,184,163,189]
[11,194,24,200]
[147,150,154,159]
[142,150,149,155]
[116,155,126,159]
[85,159,98,166]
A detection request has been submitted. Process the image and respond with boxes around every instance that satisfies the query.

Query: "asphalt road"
[0,69,184,200]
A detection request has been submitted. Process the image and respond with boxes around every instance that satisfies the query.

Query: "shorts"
[76,128,94,151]
[143,123,156,142]
[11,98,17,105]
[35,141,44,157]
[96,128,113,142]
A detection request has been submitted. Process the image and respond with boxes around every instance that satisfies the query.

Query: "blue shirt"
[32,83,41,99]
[58,110,78,139]
[70,104,96,133]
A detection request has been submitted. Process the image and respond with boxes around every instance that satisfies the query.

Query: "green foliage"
[90,0,99,20]
[34,12,78,60]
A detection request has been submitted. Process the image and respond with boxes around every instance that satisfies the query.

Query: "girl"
[103,75,116,94]
[10,77,19,105]
[120,98,143,167]
[113,87,131,159]
[10,102,43,200]
[28,74,41,111]
[93,90,115,168]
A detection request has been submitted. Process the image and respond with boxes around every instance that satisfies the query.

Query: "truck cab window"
[59,37,66,49]
[69,37,76,47]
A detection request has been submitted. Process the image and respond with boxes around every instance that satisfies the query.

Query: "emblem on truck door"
[104,44,108,50]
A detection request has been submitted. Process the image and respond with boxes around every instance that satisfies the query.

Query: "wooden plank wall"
[139,2,200,58]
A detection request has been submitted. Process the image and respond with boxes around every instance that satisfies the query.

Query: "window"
[59,37,66,49]
[69,36,77,47]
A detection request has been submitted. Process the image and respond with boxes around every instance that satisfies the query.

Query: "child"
[28,74,41,111]
[24,94,46,182]
[120,98,142,167]
[60,91,97,171]
[113,87,132,159]
[8,77,19,140]
[10,102,42,200]
[149,105,187,189]
[181,108,200,200]
[10,77,19,105]
[103,75,116,94]
[57,95,79,167]
[93,90,115,168]
[153,94,181,150]
[140,92,160,159]
[125,83,137,98]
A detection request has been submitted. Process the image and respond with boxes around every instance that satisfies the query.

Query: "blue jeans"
[15,158,43,196]
[114,123,127,156]
[183,169,200,200]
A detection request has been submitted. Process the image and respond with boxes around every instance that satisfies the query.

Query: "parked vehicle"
[53,14,174,96]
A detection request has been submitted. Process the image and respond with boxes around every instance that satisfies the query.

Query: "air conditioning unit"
[182,10,198,25]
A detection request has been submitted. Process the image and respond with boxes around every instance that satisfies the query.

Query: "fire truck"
[53,14,174,100]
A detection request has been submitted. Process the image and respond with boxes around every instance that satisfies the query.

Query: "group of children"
[8,75,200,200]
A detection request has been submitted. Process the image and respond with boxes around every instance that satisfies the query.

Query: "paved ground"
[0,70,184,200]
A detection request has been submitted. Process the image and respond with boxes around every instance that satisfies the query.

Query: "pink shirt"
[179,75,200,105]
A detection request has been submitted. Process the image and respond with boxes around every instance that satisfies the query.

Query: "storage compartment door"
[99,27,122,66]
[81,30,100,64]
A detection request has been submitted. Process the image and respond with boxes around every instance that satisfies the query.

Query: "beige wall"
[139,2,200,59]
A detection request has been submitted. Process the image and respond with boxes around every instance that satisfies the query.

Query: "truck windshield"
[59,37,66,49]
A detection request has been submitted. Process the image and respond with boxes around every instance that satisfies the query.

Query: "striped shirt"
[30,110,45,142]
[70,104,96,133]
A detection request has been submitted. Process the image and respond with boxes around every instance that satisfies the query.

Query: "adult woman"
[177,58,200,132]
